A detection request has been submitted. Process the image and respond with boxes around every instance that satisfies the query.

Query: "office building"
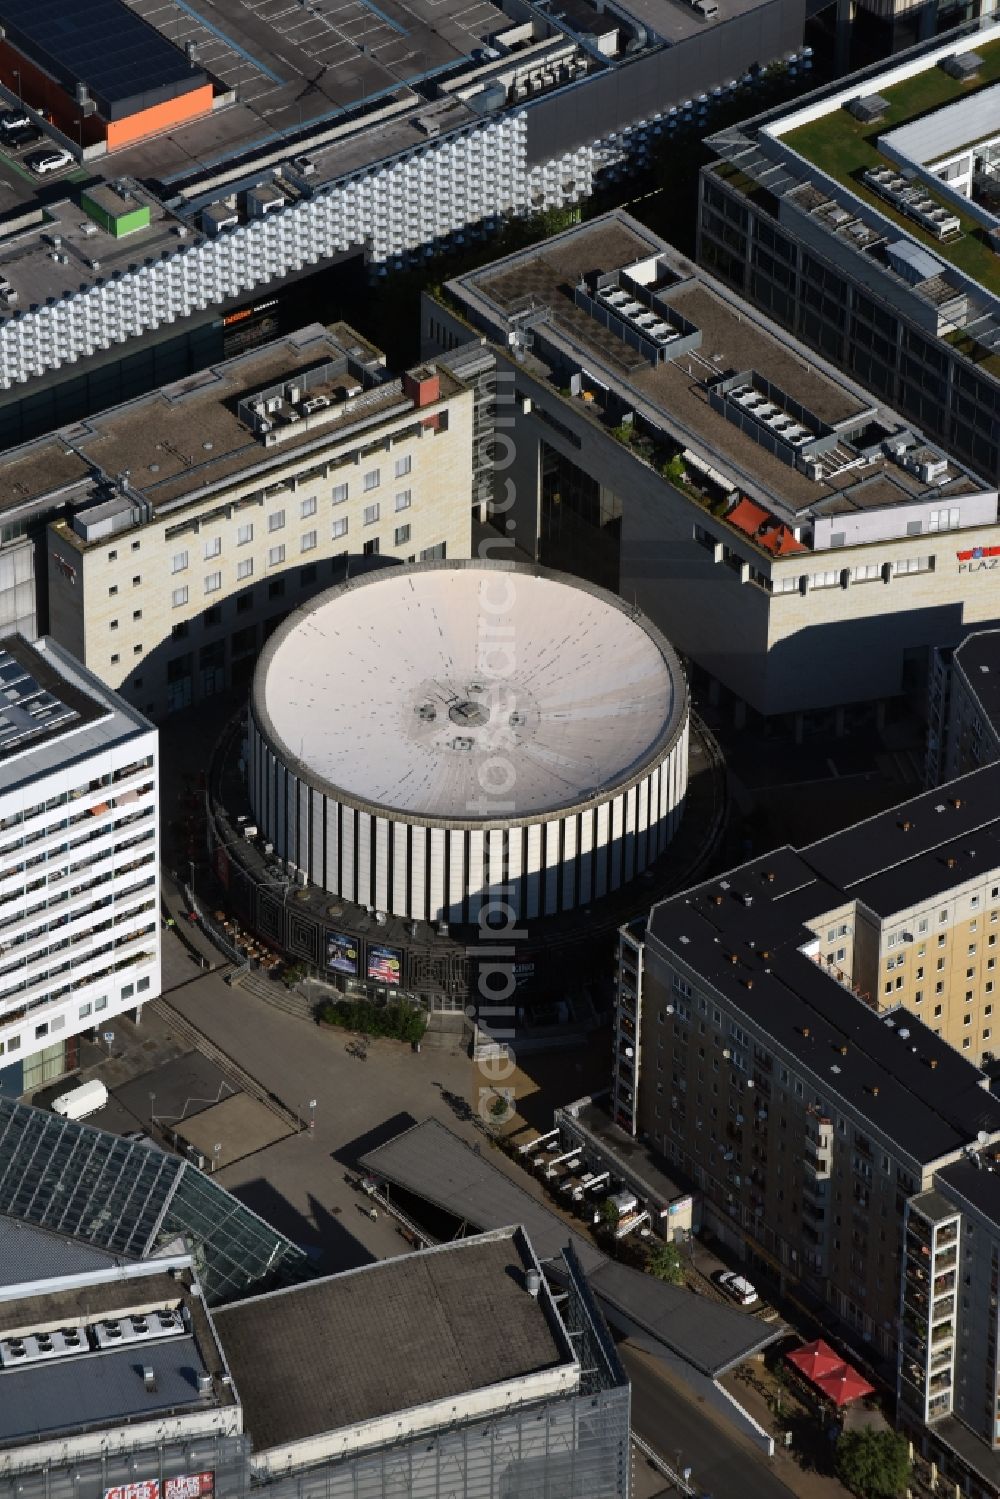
[698,24,1000,486]
[0,1242,248,1495]
[0,634,158,1097]
[425,210,997,726]
[927,630,1000,784]
[0,0,804,447]
[0,1222,629,1499]
[248,559,689,925]
[31,325,476,719]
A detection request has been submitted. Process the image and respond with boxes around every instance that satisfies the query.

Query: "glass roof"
[0,1098,308,1303]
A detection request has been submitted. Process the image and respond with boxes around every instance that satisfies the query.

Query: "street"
[623,1344,799,1499]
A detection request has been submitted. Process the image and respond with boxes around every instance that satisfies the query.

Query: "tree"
[835,1429,910,1499]
[598,1197,620,1232]
[647,1241,685,1285]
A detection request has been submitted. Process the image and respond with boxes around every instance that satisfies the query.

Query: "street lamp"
[307,1098,317,1133]
[149,1092,155,1132]
[12,69,20,101]
[212,1142,222,1173]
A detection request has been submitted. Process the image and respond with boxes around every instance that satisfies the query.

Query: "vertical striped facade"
[248,712,688,924]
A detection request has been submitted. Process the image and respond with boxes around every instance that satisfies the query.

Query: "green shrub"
[317,998,427,1042]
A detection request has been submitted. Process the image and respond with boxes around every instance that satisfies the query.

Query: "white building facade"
[0,636,159,1097]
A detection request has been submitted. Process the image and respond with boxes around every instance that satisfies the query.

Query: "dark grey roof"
[0,1097,309,1304]
[587,1259,782,1376]
[0,0,207,117]
[359,1119,607,1274]
[804,761,1000,892]
[0,1336,208,1446]
[936,1159,1000,1227]
[213,1229,572,1449]
[953,630,1000,738]
[647,842,1000,1165]
[0,1215,127,1288]
[360,1121,775,1377]
[0,635,107,767]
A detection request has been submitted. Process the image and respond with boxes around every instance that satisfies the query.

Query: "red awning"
[786,1339,875,1407]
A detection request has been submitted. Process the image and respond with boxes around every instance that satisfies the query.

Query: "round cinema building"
[245,560,689,934]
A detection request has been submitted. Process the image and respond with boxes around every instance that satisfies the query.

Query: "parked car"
[26,147,73,176]
[0,109,32,134]
[717,1270,759,1307]
[6,124,42,148]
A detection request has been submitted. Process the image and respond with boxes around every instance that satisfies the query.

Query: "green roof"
[783,39,1000,295]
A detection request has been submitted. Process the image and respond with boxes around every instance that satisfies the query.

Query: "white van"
[51,1079,108,1121]
[718,1270,759,1306]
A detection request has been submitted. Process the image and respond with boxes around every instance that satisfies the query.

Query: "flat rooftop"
[16,323,449,541]
[359,1120,784,1377]
[0,635,108,766]
[456,212,978,527]
[0,1263,233,1447]
[95,0,512,189]
[0,0,208,116]
[212,1228,574,1450]
[254,561,685,821]
[953,630,1000,739]
[767,29,1000,300]
[648,768,1000,1165]
[936,1158,1000,1228]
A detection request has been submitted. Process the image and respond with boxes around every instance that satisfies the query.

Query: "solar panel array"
[0,1098,310,1303]
[0,648,78,757]
[0,0,204,112]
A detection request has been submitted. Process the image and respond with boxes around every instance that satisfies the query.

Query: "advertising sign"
[367,943,401,986]
[327,931,359,975]
[106,1477,214,1499]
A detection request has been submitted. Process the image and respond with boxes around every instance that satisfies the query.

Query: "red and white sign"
[106,1473,214,1499]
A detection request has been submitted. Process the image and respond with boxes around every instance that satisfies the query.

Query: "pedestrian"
[369,1207,378,1221]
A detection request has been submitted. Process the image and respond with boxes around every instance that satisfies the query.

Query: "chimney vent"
[142,1366,156,1392]
[525,1269,541,1297]
[930,1058,939,1069]
[953,798,963,809]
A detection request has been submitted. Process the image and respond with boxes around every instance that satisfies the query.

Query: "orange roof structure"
[727,497,807,558]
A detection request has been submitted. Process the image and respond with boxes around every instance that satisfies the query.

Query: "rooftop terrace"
[456,212,984,534]
[773,31,1000,299]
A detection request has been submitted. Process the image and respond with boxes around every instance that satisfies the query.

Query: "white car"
[717,1270,759,1307]
[26,148,73,176]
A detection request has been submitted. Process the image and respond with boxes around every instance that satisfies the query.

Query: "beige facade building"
[28,324,475,719]
[426,211,999,731]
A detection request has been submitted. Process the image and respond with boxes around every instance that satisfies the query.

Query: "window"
[132,609,142,620]
[268,545,285,567]
[110,652,120,665]
[963,1038,971,1050]
[204,536,221,560]
[364,469,380,492]
[108,550,117,562]
[300,496,317,519]
[204,572,222,594]
[268,579,285,600]
[300,563,317,586]
[394,523,411,546]
[267,508,287,535]
[928,508,961,532]
[364,503,380,526]
[204,605,221,626]
[332,517,348,540]
[236,558,253,580]
[108,584,118,597]
[420,542,446,561]
[79,1003,92,1019]
[363,538,380,557]
[395,489,412,512]
[914,990,923,1004]
[395,454,412,478]
[131,540,140,552]
[236,591,253,614]
[138,976,150,992]
[964,1013,973,1027]
[133,643,142,655]
[301,530,317,553]
[934,1004,943,1017]
[172,551,188,573]
[332,482,348,505]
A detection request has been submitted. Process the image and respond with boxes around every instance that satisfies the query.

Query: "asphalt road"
[623,1344,798,1499]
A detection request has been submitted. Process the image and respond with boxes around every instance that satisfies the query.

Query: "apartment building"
[615,764,1000,1350]
[425,211,998,728]
[927,630,1000,784]
[0,635,159,1099]
[698,24,1000,487]
[32,324,474,720]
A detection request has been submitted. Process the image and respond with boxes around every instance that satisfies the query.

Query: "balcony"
[931,1323,955,1347]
